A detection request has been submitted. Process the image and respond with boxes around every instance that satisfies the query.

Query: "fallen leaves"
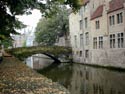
[0,57,70,94]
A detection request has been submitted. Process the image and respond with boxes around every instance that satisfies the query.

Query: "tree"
[35,5,69,45]
[0,0,82,41]
[0,38,13,48]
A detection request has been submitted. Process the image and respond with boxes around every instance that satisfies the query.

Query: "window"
[85,17,88,28]
[85,32,89,45]
[80,34,83,47]
[84,4,87,12]
[85,50,89,58]
[80,20,83,30]
[93,4,94,8]
[110,34,115,48]
[74,35,77,48]
[79,8,83,16]
[80,51,82,57]
[95,20,100,29]
[117,12,123,24]
[93,37,97,49]
[118,33,124,48]
[99,36,103,48]
[109,15,115,26]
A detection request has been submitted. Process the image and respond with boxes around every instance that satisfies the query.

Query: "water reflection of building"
[69,64,125,94]
[26,57,33,68]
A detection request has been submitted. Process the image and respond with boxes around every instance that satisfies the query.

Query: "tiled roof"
[91,5,104,20]
[108,0,125,13]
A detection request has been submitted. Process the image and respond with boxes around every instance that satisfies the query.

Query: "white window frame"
[109,15,115,26]
[99,36,103,49]
[117,12,123,24]
[85,32,89,45]
[110,34,115,48]
[85,17,88,28]
[95,20,100,29]
[117,33,124,48]
[80,34,83,47]
[93,37,97,49]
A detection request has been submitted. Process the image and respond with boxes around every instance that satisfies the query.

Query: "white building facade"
[69,0,125,68]
[12,34,27,48]
[12,27,36,48]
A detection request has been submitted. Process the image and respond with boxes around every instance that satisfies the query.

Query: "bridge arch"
[6,46,72,63]
[42,53,61,63]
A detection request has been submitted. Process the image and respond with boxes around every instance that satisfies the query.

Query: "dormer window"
[109,15,115,26]
[117,12,123,24]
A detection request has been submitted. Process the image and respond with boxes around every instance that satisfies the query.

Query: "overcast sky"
[16,9,42,33]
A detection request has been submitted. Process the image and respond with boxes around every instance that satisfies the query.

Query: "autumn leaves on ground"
[0,56,70,94]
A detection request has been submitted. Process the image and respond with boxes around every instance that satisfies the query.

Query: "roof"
[91,5,104,20]
[108,0,125,13]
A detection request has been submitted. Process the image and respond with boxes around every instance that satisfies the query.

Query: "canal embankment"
[0,56,70,94]
[73,62,125,71]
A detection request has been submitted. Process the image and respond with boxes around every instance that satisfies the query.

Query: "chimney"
[103,0,110,14]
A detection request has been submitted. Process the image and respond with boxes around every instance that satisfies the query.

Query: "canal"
[25,54,125,94]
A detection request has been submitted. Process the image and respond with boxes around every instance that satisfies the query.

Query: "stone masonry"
[69,0,125,68]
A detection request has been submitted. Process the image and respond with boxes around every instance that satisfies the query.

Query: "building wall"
[26,35,35,47]
[69,13,82,62]
[12,34,26,48]
[69,0,125,68]
[55,35,71,47]
[91,4,125,67]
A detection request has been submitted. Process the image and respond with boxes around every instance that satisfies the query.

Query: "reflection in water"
[26,56,125,94]
[25,54,54,69]
[37,63,125,94]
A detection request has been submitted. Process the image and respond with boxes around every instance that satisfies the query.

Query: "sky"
[16,9,42,33]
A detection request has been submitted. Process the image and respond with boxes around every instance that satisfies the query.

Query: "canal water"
[26,54,125,94]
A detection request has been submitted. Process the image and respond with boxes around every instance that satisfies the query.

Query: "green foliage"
[0,0,81,40]
[0,0,29,40]
[1,38,13,48]
[35,18,56,45]
[35,5,69,45]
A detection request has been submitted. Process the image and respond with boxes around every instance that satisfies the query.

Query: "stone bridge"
[6,46,72,63]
